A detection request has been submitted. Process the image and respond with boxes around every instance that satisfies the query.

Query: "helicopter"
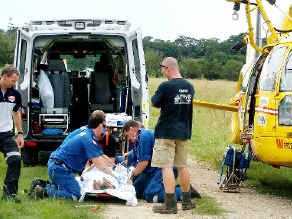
[193,0,292,169]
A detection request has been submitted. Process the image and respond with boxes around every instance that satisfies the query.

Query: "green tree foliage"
[144,33,246,81]
[144,49,163,77]
[0,29,16,66]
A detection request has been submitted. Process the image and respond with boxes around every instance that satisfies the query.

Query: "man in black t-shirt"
[151,57,195,214]
[0,66,24,203]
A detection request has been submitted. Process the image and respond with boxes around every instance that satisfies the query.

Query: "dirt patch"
[102,159,292,219]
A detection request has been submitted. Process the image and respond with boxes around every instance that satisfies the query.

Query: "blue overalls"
[46,128,103,200]
[127,129,161,199]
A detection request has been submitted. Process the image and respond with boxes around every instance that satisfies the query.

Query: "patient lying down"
[76,164,137,206]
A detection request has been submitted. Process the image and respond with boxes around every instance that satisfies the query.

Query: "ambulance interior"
[30,35,131,137]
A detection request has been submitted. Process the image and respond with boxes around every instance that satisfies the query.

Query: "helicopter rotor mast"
[227,0,280,51]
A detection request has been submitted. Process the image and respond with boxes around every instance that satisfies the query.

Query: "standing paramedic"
[0,65,24,202]
[151,57,195,214]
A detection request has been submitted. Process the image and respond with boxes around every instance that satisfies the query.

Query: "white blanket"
[76,165,137,206]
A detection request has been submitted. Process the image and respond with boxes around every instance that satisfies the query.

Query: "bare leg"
[162,167,175,193]
[178,167,190,192]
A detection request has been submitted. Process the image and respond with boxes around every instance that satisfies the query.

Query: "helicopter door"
[242,54,267,132]
[276,51,292,137]
[253,46,288,138]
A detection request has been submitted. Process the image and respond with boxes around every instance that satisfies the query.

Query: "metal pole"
[255,9,262,59]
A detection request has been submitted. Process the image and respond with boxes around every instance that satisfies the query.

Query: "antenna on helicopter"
[232,2,241,20]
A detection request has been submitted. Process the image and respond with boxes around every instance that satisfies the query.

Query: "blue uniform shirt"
[63,126,87,144]
[129,129,156,173]
[50,128,103,172]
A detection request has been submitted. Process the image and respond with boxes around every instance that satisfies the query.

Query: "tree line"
[143,34,246,81]
[0,29,245,81]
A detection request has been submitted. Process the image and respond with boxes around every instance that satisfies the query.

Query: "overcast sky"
[0,0,291,41]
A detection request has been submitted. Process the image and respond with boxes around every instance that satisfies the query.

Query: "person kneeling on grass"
[119,120,200,202]
[31,110,114,200]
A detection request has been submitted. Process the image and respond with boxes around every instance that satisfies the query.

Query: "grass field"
[1,77,292,218]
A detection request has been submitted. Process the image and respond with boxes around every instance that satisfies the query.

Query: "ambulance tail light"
[24,140,38,149]
[279,95,292,126]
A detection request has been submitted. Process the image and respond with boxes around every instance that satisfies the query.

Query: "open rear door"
[127,29,149,127]
[14,30,31,135]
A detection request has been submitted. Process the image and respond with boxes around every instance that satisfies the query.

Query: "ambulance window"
[19,39,27,83]
[258,46,286,91]
[132,39,141,83]
[280,54,292,91]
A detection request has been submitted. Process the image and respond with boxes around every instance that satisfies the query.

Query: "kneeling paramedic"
[63,125,117,165]
[121,120,183,202]
[44,110,114,200]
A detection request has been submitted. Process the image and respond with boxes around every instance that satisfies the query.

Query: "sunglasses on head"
[160,64,168,68]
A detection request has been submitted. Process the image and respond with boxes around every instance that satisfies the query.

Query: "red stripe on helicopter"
[255,107,278,115]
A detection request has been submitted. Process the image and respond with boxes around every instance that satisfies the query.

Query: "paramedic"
[0,65,24,203]
[44,110,114,200]
[151,57,195,214]
[63,116,117,162]
[122,120,158,199]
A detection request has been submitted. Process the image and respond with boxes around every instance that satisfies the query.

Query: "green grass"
[194,196,226,216]
[246,162,292,198]
[0,159,103,219]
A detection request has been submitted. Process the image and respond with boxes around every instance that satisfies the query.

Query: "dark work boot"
[28,179,49,199]
[152,193,177,214]
[182,191,196,210]
[2,186,21,203]
[31,185,47,200]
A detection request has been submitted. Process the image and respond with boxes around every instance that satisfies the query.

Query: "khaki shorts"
[151,139,188,168]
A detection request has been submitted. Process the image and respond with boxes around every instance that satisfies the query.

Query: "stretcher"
[76,164,137,206]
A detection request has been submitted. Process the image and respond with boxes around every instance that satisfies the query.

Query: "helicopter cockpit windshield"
[280,53,292,91]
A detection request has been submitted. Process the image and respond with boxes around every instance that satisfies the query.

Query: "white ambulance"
[14,19,149,164]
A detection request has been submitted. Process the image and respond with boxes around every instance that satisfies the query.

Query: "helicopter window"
[280,54,292,91]
[241,63,254,92]
[258,46,287,91]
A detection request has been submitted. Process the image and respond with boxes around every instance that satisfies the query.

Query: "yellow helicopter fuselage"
[194,1,292,168]
[235,41,292,168]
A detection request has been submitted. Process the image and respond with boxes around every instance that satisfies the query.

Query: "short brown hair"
[1,65,20,77]
[122,120,140,133]
[88,110,105,128]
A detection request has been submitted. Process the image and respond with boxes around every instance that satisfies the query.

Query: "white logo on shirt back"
[174,94,192,104]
